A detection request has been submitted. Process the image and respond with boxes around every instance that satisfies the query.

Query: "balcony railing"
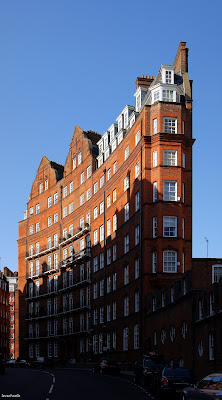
[59,226,90,247]
[58,302,91,315]
[25,288,58,300]
[25,326,90,340]
[58,277,91,292]
[26,244,59,260]
[26,265,59,280]
[60,248,91,268]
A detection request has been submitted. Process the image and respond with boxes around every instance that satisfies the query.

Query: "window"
[163,216,177,237]
[107,195,111,208]
[153,182,157,202]
[135,191,140,212]
[162,90,174,102]
[134,325,139,350]
[78,152,82,165]
[107,304,111,322]
[124,175,129,191]
[107,168,111,181]
[198,340,203,357]
[165,70,172,84]
[93,257,98,273]
[36,222,40,232]
[113,244,117,262]
[209,333,214,360]
[113,161,117,174]
[100,307,104,323]
[153,118,157,135]
[45,180,48,190]
[54,192,58,204]
[135,259,139,279]
[80,193,84,205]
[124,296,129,316]
[93,283,98,299]
[153,217,157,238]
[163,150,177,166]
[125,145,129,160]
[113,214,117,231]
[107,220,111,237]
[163,251,177,272]
[123,327,129,351]
[164,118,177,133]
[212,265,222,283]
[72,157,76,170]
[63,186,67,198]
[47,237,51,249]
[135,225,139,245]
[113,189,117,202]
[209,292,214,314]
[124,235,129,254]
[94,182,98,194]
[161,329,166,344]
[107,276,111,293]
[39,183,43,194]
[29,206,33,216]
[100,201,104,214]
[153,151,157,167]
[182,218,185,239]
[63,206,67,218]
[87,165,91,179]
[100,253,104,269]
[182,153,185,168]
[135,291,139,312]
[124,265,129,285]
[182,183,185,203]
[100,225,104,242]
[113,302,116,320]
[80,172,84,185]
[29,225,33,235]
[135,162,140,179]
[70,181,73,193]
[93,335,98,354]
[36,204,40,214]
[54,212,58,224]
[182,321,187,339]
[35,242,40,254]
[124,203,129,222]
[100,280,104,296]
[113,331,116,350]
[170,326,175,342]
[135,130,140,146]
[100,175,104,188]
[163,181,177,201]
[93,309,98,325]
[107,247,111,265]
[93,230,98,246]
[54,233,58,247]
[153,91,159,102]
[93,207,98,221]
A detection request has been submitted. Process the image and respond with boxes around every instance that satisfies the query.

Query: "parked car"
[32,357,45,369]
[153,367,195,398]
[6,359,18,368]
[93,359,120,375]
[182,373,222,399]
[18,359,31,368]
[134,353,165,386]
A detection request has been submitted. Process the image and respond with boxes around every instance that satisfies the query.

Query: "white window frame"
[163,181,177,201]
[163,216,177,237]
[163,251,177,273]
[164,117,177,134]
[163,150,177,166]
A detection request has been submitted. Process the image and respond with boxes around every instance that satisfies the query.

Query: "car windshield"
[164,368,191,378]
[197,376,222,390]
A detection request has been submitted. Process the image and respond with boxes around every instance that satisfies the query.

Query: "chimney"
[174,42,188,74]
[136,76,154,89]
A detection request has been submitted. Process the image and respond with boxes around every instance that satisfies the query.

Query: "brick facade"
[18,42,194,366]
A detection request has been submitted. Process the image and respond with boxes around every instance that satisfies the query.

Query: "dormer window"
[99,144,103,154]
[162,90,174,102]
[136,94,141,112]
[166,70,172,84]
[153,91,159,102]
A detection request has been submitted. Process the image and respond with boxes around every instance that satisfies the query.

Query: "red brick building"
[146,258,222,380]
[18,42,194,364]
[4,267,19,360]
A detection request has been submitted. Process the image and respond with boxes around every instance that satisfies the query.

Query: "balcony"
[25,326,90,340]
[60,247,91,269]
[58,277,91,292]
[26,265,59,280]
[59,226,90,247]
[58,302,91,315]
[26,244,59,261]
[25,288,58,300]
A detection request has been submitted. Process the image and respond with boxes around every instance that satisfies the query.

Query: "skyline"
[0,0,222,271]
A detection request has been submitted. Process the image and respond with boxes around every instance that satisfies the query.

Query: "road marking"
[49,384,54,394]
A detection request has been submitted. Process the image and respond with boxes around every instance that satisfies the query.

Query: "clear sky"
[0,0,222,272]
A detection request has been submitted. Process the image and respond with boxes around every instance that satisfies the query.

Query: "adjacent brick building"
[18,42,194,364]
[4,267,19,360]
[146,258,222,379]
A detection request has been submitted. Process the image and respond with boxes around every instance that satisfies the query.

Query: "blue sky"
[0,0,221,272]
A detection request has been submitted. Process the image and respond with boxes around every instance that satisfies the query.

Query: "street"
[0,368,157,400]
